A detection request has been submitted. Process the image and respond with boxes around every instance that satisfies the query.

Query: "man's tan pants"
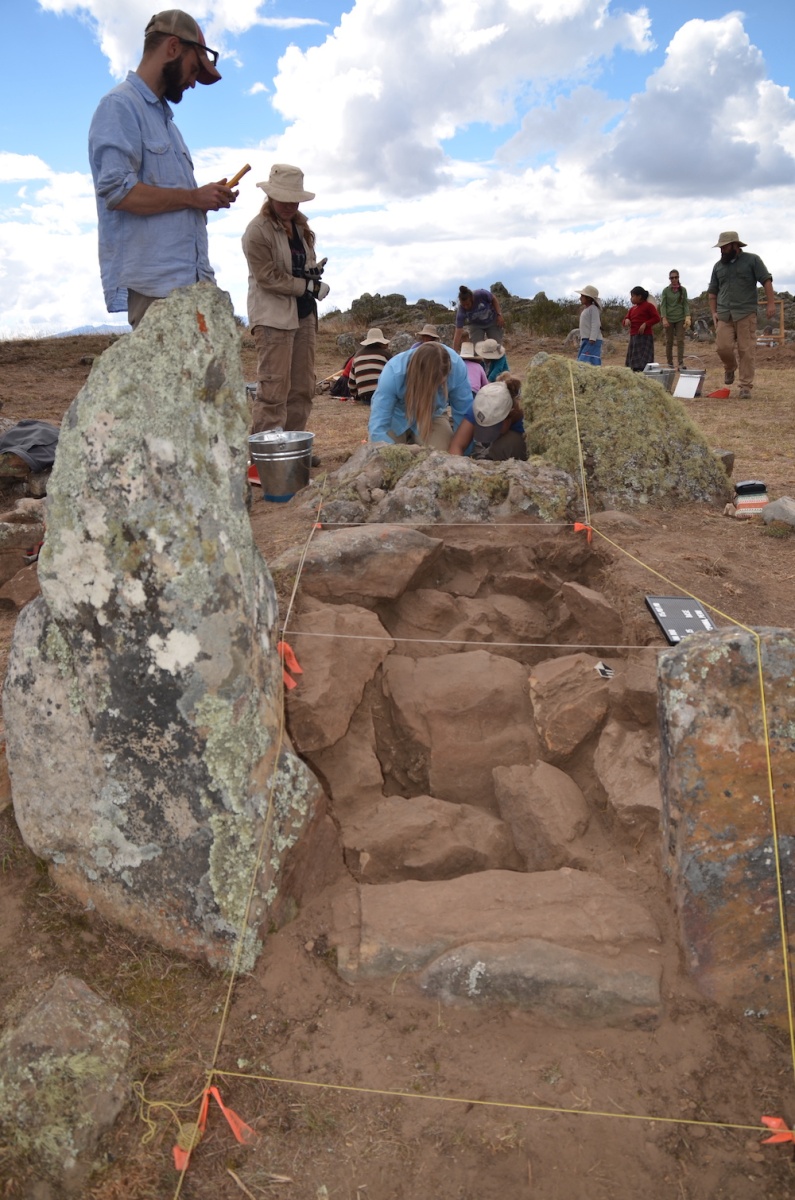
[716,312,757,390]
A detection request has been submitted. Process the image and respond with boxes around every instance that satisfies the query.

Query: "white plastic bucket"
[249,430,315,502]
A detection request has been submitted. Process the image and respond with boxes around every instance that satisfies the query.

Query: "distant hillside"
[56,323,130,337]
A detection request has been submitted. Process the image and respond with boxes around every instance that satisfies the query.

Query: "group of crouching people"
[362,329,526,462]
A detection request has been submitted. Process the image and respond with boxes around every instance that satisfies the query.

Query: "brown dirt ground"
[0,326,794,1199]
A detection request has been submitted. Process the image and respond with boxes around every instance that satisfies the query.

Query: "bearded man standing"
[708,231,776,399]
[89,10,237,329]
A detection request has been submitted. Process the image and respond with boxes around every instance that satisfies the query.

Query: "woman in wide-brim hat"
[242,163,328,437]
[477,336,509,381]
[577,285,603,367]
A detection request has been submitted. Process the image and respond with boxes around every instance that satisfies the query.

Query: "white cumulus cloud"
[594,15,795,194]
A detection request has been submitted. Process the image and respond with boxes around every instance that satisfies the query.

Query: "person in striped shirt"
[350,327,390,406]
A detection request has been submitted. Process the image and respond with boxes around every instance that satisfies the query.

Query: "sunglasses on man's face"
[180,38,219,65]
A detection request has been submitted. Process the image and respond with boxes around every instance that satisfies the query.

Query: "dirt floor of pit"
[0,328,793,1198]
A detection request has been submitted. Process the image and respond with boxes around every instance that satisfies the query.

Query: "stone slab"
[659,629,795,1024]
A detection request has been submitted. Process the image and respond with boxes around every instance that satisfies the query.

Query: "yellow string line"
[754,637,795,1073]
[213,1068,769,1136]
[172,486,328,1200]
[285,629,662,651]
[568,361,591,527]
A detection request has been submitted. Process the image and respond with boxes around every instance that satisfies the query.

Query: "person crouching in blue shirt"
[368,343,472,450]
[448,376,527,461]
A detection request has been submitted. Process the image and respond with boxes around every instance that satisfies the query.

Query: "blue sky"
[2,1,795,335]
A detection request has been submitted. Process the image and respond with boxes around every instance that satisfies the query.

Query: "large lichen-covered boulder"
[306,442,579,525]
[3,283,330,970]
[0,976,130,1192]
[522,354,732,508]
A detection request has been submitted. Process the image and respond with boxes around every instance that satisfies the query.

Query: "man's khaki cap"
[145,10,221,84]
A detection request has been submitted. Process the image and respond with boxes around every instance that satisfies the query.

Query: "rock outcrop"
[4,284,333,970]
[300,443,580,526]
[522,354,733,509]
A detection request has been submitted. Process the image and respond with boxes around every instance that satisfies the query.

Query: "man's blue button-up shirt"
[88,72,215,313]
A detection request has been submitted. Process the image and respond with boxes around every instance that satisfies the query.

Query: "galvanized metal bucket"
[248,430,315,502]
[678,355,706,396]
[642,363,676,393]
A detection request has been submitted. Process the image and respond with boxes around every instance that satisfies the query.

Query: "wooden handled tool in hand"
[225,164,251,188]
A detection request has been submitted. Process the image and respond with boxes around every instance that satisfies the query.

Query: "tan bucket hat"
[477,337,506,360]
[360,328,388,346]
[257,164,315,202]
[418,323,440,340]
[714,231,747,247]
[145,10,221,84]
[472,381,513,441]
[578,284,601,306]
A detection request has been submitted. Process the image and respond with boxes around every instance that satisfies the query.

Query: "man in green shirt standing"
[708,231,776,399]
[659,269,691,370]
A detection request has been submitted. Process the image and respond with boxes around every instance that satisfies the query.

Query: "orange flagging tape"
[173,1086,255,1171]
[761,1115,795,1146]
[277,640,303,690]
[573,521,593,544]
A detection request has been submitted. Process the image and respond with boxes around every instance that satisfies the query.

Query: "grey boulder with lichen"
[0,976,130,1192]
[3,283,327,970]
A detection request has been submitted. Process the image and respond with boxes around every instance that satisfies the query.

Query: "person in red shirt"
[623,287,661,372]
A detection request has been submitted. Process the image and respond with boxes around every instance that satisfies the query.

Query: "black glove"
[305,280,330,300]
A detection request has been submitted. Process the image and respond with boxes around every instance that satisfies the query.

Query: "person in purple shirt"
[89,9,237,329]
[458,342,490,395]
[453,286,504,352]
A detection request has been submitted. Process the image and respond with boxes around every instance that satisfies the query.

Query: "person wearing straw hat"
[577,286,603,366]
[242,164,329,438]
[458,341,490,395]
[708,232,776,399]
[349,328,390,406]
[416,324,441,343]
[448,376,527,461]
[478,337,509,381]
[88,10,237,330]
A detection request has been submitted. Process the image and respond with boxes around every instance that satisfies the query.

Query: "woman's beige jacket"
[242,209,318,330]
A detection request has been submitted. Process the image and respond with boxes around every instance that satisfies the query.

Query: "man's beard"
[162,55,186,104]
[720,246,736,261]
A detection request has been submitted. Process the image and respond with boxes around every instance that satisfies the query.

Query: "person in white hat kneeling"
[242,164,329,439]
[448,376,527,461]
